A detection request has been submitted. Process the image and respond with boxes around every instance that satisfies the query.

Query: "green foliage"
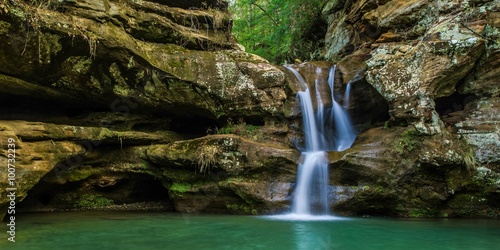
[383,121,390,129]
[246,124,256,133]
[75,194,114,208]
[216,118,263,139]
[395,129,419,154]
[170,182,192,193]
[226,203,258,214]
[408,208,428,218]
[229,0,326,63]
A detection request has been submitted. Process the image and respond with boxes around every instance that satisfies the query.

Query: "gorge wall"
[0,0,499,218]
[0,0,299,218]
[320,0,500,217]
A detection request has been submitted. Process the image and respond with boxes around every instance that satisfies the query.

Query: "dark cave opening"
[348,79,391,132]
[168,115,220,137]
[130,120,171,132]
[17,172,173,212]
[65,107,109,119]
[240,116,266,126]
[435,93,479,116]
[0,93,110,124]
[164,111,267,137]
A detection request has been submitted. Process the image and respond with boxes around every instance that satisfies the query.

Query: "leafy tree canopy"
[229,0,327,64]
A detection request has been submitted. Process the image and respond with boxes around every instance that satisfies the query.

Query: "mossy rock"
[334,185,400,216]
[225,202,258,215]
[75,194,114,209]
[395,128,421,155]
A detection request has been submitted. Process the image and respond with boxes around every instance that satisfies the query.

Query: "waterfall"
[285,66,308,91]
[286,65,357,217]
[327,67,356,152]
[344,81,352,108]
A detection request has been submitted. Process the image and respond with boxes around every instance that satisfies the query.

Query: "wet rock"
[0,0,289,121]
[363,0,432,30]
[0,120,181,218]
[451,97,500,168]
[365,13,485,134]
[327,127,496,217]
[145,135,299,214]
[2,0,500,219]
[321,0,498,137]
[0,122,83,218]
[0,0,296,217]
[460,11,500,97]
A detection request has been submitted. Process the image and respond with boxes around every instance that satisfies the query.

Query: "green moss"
[472,167,500,191]
[447,194,478,216]
[225,203,258,215]
[169,59,182,67]
[0,21,10,34]
[66,170,94,182]
[55,166,94,182]
[58,193,75,203]
[70,57,92,74]
[383,121,390,129]
[216,119,264,141]
[163,169,200,182]
[395,129,420,154]
[75,194,114,208]
[246,125,256,133]
[408,208,428,218]
[226,177,244,183]
[170,182,191,193]
[9,7,26,19]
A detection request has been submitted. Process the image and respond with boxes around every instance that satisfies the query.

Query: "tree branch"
[252,3,278,26]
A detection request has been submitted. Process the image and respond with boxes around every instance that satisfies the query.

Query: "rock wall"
[320,0,500,217]
[0,0,299,218]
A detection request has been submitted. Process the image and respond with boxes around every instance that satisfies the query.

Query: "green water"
[2,211,499,250]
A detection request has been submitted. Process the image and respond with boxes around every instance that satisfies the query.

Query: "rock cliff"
[0,0,298,218]
[321,0,500,217]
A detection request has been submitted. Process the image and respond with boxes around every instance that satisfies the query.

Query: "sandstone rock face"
[146,135,299,213]
[0,122,84,215]
[323,0,498,134]
[461,9,500,97]
[451,98,500,168]
[318,0,500,218]
[329,127,488,217]
[0,0,297,218]
[0,120,180,215]
[0,0,289,120]
[365,4,487,135]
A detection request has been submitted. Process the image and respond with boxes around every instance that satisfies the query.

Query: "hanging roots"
[197,145,219,173]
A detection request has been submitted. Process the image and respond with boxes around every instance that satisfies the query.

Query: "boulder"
[328,127,495,217]
[146,135,299,214]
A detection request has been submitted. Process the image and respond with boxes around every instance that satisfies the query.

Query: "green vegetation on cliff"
[75,194,114,209]
[230,0,326,63]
